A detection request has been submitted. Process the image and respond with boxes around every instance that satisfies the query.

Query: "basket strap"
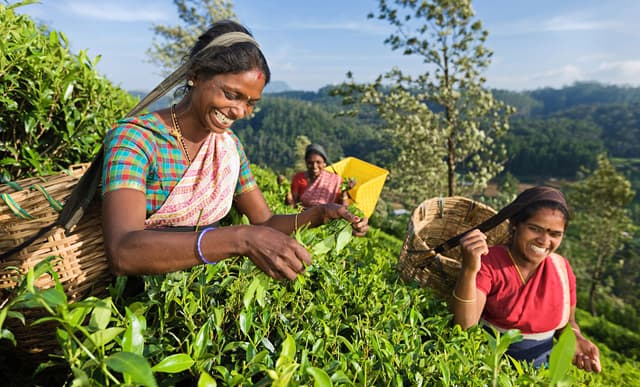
[433,187,568,255]
[433,202,520,254]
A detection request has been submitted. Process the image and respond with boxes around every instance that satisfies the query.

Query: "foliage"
[147,0,237,75]
[294,135,311,174]
[2,165,639,386]
[576,309,640,360]
[0,2,137,179]
[565,155,636,316]
[331,0,514,206]
[232,96,391,177]
[500,117,605,178]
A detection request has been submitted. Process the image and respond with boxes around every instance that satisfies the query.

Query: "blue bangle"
[196,227,217,265]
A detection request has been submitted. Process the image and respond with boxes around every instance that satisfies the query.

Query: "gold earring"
[187,80,194,87]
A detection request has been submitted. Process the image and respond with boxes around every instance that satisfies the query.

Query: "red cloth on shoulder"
[476,245,576,334]
[291,171,309,202]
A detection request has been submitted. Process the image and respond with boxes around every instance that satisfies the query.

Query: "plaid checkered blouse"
[102,113,256,217]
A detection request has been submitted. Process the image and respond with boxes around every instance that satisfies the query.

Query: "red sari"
[476,245,575,335]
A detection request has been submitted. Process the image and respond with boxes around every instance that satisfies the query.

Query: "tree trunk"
[588,253,605,316]
[447,137,455,196]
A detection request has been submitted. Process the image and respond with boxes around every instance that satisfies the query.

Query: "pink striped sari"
[299,170,341,207]
[145,132,239,228]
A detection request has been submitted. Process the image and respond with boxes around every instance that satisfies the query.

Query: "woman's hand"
[241,225,312,281]
[459,229,489,274]
[320,204,369,236]
[573,334,602,373]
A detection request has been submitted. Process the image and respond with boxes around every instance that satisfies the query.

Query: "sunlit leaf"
[306,366,332,387]
[105,351,157,387]
[152,353,195,373]
[549,326,577,385]
[197,371,217,387]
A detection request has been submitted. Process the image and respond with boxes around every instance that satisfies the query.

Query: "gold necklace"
[170,104,191,164]
[505,246,527,285]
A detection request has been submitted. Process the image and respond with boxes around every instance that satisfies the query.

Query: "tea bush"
[1,165,638,386]
[0,2,136,180]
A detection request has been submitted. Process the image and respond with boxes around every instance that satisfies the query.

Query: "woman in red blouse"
[451,186,601,372]
[288,144,347,208]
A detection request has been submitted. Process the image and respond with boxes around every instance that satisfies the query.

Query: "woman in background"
[288,143,348,208]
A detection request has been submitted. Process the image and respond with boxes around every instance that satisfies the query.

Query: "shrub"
[0,2,136,180]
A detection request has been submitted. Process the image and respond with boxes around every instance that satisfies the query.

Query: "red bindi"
[256,72,263,80]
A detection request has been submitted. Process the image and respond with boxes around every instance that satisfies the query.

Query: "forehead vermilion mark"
[256,71,263,80]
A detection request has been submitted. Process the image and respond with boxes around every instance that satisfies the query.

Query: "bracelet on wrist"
[196,227,217,265]
[452,288,475,303]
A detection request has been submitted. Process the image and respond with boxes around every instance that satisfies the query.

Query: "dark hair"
[509,200,570,229]
[186,20,271,85]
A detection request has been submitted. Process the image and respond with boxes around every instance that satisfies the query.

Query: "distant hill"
[128,81,639,185]
[264,80,291,93]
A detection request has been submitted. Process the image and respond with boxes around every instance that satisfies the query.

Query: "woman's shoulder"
[482,245,511,266]
[106,113,170,145]
[292,171,307,181]
[114,113,167,134]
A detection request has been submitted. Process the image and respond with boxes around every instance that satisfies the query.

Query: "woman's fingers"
[573,351,602,373]
[246,227,312,280]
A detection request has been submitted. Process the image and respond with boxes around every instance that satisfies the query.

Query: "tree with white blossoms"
[147,0,236,74]
[566,154,636,317]
[333,0,513,206]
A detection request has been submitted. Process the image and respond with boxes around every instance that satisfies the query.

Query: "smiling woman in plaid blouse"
[101,20,368,281]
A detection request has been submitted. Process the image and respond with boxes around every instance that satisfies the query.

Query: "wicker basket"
[397,196,510,299]
[0,163,111,355]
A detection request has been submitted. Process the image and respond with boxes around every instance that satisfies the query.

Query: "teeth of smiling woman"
[529,244,547,255]
[215,109,234,126]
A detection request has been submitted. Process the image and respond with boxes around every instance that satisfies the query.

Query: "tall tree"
[147,0,236,74]
[333,0,513,204]
[294,135,311,172]
[567,155,636,316]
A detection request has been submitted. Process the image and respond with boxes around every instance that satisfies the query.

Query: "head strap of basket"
[397,186,568,298]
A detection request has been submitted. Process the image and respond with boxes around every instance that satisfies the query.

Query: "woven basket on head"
[0,163,111,356]
[397,196,510,299]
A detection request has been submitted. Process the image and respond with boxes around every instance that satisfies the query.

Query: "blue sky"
[14,0,640,92]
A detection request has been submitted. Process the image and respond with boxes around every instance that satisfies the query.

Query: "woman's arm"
[102,188,311,280]
[103,188,203,275]
[234,189,369,237]
[567,307,602,373]
[451,229,488,328]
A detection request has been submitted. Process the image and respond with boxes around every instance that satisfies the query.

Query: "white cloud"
[64,0,169,23]
[491,13,619,36]
[541,16,614,32]
[590,60,640,85]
